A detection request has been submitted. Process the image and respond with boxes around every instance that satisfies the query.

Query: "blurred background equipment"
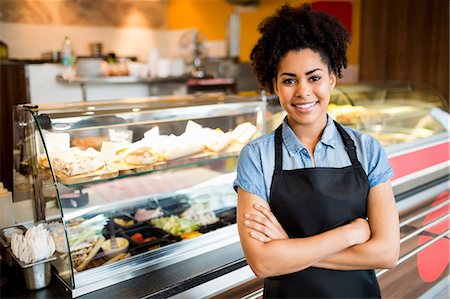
[0,40,9,60]
[179,29,209,78]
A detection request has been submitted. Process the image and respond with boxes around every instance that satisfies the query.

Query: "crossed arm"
[237,180,400,278]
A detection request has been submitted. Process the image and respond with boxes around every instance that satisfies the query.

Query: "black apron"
[264,121,381,298]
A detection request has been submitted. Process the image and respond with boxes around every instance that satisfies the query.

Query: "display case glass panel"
[328,82,448,146]
[13,93,266,292]
[11,82,449,297]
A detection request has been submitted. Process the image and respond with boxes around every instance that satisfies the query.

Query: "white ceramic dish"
[101,237,129,258]
[3,227,25,243]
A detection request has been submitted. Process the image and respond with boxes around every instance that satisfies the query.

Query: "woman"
[233,4,399,298]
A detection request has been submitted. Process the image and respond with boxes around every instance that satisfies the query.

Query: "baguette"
[76,236,105,272]
[103,252,126,266]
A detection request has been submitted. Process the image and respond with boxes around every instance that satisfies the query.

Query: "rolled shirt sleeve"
[233,143,268,201]
[365,136,394,188]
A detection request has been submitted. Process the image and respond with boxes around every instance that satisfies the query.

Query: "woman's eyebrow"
[305,68,323,75]
[280,72,296,77]
[280,68,324,77]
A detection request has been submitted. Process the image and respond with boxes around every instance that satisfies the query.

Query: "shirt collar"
[281,114,339,157]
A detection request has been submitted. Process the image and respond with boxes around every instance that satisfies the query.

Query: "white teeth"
[296,102,316,109]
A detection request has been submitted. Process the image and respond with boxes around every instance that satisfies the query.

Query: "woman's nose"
[295,81,311,99]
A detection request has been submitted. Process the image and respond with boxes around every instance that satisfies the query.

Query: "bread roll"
[51,147,105,176]
[230,122,257,144]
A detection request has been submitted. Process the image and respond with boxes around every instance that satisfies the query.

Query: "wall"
[359,0,449,103]
[1,0,361,81]
[0,22,169,62]
[0,0,169,61]
[0,0,166,27]
[168,0,361,81]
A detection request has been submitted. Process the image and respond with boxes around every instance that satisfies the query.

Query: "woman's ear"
[329,73,337,89]
[272,78,279,95]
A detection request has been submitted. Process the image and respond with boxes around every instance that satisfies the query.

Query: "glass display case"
[12,92,271,296]
[213,82,449,299]
[10,82,449,298]
[328,82,449,197]
[329,81,448,146]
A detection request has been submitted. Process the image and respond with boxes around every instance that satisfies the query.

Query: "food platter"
[55,168,119,185]
[63,205,237,272]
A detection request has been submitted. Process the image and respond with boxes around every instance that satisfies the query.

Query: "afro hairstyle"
[250,3,351,93]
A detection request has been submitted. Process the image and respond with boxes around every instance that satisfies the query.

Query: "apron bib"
[264,121,381,298]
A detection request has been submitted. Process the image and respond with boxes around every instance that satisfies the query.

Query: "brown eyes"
[281,76,321,85]
[282,78,296,85]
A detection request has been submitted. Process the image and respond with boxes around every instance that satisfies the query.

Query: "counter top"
[1,242,246,299]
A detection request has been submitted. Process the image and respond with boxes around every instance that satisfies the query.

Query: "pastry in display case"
[9,82,449,298]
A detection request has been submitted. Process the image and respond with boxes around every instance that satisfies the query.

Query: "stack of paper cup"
[148,48,159,78]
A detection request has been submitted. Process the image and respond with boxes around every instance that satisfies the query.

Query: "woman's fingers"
[244,219,273,238]
[249,230,271,243]
[253,204,289,238]
[254,204,279,224]
[245,213,274,229]
[243,205,289,240]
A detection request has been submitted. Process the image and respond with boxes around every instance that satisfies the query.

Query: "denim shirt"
[233,115,394,202]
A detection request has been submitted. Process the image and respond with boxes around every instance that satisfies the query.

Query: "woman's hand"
[243,204,289,242]
[243,205,370,245]
[347,218,371,245]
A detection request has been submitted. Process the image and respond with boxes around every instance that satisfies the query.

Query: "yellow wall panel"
[168,0,233,40]
[168,0,360,65]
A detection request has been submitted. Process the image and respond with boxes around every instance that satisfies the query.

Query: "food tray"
[107,161,138,173]
[157,195,190,216]
[134,161,167,173]
[198,220,229,234]
[121,226,177,246]
[149,216,200,236]
[129,239,177,255]
[111,215,143,230]
[55,168,119,185]
[132,206,164,222]
[113,161,167,175]
[215,207,237,223]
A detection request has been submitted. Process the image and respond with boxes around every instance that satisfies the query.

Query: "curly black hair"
[250,3,351,93]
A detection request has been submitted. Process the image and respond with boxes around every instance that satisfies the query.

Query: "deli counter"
[3,82,449,298]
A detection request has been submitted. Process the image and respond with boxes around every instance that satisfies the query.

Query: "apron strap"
[274,125,283,171]
[333,121,360,166]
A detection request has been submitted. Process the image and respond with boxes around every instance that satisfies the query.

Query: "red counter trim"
[389,141,450,181]
[417,192,450,282]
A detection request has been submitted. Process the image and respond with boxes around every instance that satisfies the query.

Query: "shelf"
[53,150,240,189]
[56,74,190,85]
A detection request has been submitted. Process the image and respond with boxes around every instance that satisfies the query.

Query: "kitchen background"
[0,0,447,99]
[0,3,448,297]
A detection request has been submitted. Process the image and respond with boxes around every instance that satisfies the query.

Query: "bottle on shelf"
[60,35,76,79]
[0,182,15,229]
[61,35,74,67]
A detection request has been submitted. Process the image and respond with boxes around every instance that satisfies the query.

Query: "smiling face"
[273,49,336,132]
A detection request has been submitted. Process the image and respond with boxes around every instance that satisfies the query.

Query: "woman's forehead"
[277,49,328,73]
